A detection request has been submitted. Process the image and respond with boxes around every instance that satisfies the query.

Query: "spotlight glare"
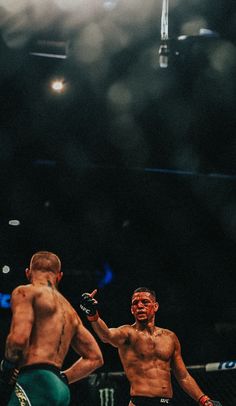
[51,79,65,93]
[8,219,20,226]
[2,265,10,274]
[103,0,118,10]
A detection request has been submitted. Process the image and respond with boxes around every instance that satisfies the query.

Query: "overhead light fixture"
[8,219,20,226]
[51,79,65,92]
[50,78,67,93]
[2,265,10,274]
[30,40,68,59]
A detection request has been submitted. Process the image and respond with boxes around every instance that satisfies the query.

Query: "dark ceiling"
[0,0,236,370]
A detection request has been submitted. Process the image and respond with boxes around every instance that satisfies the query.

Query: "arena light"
[97,262,114,288]
[8,219,20,226]
[159,0,169,68]
[30,40,68,59]
[2,265,11,274]
[103,0,118,10]
[50,78,67,94]
[0,293,11,309]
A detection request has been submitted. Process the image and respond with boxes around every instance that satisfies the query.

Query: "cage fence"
[73,361,236,405]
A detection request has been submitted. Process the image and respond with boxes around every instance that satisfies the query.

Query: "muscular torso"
[119,326,175,397]
[22,284,78,368]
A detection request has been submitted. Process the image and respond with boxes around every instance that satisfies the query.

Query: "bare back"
[118,325,176,397]
[8,283,80,369]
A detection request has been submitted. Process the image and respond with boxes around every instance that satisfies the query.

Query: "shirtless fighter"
[0,251,103,405]
[80,287,220,406]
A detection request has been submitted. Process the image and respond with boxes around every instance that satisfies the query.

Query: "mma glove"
[60,372,69,385]
[198,395,214,405]
[0,358,19,386]
[0,358,19,404]
[80,293,99,321]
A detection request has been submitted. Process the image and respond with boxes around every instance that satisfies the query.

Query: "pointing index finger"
[90,289,97,298]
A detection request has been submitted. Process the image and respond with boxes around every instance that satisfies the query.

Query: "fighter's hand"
[0,359,19,403]
[0,359,19,386]
[198,395,220,406]
[80,289,99,320]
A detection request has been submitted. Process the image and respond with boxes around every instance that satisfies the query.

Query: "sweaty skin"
[5,253,103,384]
[88,290,212,404]
[118,324,175,398]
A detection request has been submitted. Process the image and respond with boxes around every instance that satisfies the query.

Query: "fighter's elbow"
[6,334,29,361]
[176,372,191,389]
[94,353,104,368]
[98,330,114,344]
[88,352,103,371]
[100,335,110,344]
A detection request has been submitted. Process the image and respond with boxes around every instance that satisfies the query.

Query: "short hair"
[132,287,157,301]
[30,251,61,274]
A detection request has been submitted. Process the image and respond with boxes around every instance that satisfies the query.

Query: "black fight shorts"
[130,396,173,405]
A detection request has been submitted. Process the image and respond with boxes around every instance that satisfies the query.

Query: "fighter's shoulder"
[64,298,81,321]
[11,284,34,301]
[115,324,134,336]
[158,327,178,340]
[159,327,174,334]
[59,296,81,325]
[118,324,134,331]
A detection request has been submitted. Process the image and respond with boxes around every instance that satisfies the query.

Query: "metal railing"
[73,360,236,405]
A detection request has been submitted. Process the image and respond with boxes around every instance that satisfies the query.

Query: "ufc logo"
[79,304,90,314]
[99,388,115,406]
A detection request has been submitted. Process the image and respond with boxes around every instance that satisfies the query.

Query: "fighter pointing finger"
[80,287,222,406]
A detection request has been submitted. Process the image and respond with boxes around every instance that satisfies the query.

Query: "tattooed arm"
[5,286,34,365]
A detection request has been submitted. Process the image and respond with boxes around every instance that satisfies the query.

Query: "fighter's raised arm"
[80,287,221,406]
[80,289,130,348]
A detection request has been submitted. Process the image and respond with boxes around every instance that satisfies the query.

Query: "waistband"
[20,363,61,376]
[131,396,173,405]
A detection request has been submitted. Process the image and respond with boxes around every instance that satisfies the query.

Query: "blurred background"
[0,0,236,391]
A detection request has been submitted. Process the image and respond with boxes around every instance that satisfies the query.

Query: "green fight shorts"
[8,363,70,406]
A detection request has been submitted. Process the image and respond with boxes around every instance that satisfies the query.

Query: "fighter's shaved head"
[30,251,61,274]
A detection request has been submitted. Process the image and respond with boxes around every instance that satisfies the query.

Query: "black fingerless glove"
[80,293,99,321]
[60,372,69,385]
[0,358,19,405]
[0,359,19,386]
